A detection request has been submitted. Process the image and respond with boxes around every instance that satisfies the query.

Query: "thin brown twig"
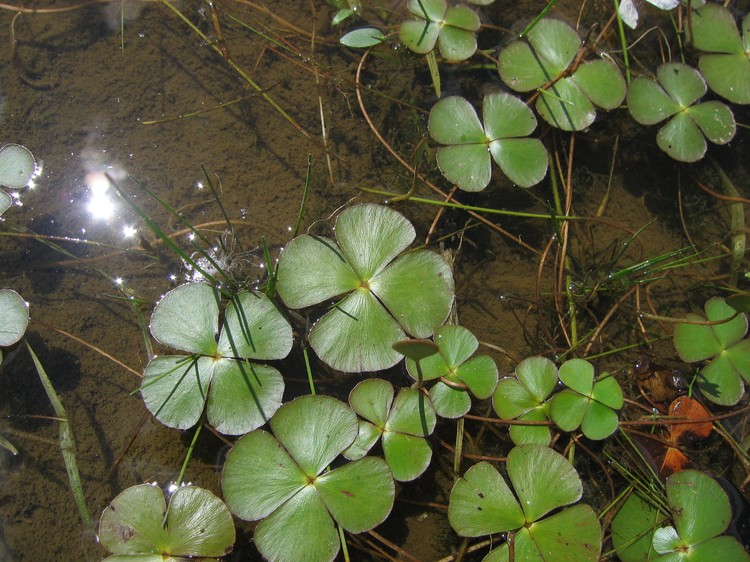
[39,322,142,378]
[367,530,423,562]
[583,286,636,355]
[696,181,750,205]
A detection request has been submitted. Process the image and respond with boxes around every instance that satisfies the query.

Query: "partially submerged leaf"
[0,289,29,347]
[0,143,36,189]
[99,484,235,559]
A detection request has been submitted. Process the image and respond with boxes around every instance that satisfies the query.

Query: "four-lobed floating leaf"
[221,395,395,562]
[404,325,498,418]
[673,296,750,406]
[549,358,624,440]
[344,378,437,481]
[141,282,292,435]
[399,0,481,62]
[498,18,626,131]
[98,483,236,561]
[428,92,548,192]
[688,3,750,105]
[448,444,601,561]
[276,204,454,373]
[493,356,557,445]
[627,62,736,162]
[612,470,750,562]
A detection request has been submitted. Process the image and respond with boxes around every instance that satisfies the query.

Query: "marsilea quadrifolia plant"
[275,203,454,373]
[140,282,292,435]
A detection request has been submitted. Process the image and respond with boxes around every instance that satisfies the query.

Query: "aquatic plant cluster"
[1,0,750,561]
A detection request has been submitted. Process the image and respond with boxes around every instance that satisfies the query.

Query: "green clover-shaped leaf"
[673,296,750,405]
[498,18,626,131]
[613,471,750,562]
[399,0,480,62]
[98,484,236,561]
[141,283,292,434]
[403,325,498,418]
[549,358,623,440]
[222,395,395,562]
[344,379,437,481]
[493,356,557,445]
[627,63,736,162]
[276,204,454,373]
[448,445,601,561]
[428,93,548,191]
[688,3,750,105]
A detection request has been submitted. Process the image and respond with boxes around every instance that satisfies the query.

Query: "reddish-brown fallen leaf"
[668,396,713,445]
[661,446,689,476]
[660,396,713,476]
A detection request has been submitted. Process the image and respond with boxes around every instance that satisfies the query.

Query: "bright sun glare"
[84,171,116,220]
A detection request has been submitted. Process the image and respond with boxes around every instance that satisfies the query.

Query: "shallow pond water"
[0,1,748,561]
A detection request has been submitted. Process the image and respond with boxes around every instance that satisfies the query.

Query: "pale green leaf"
[309,289,405,372]
[348,378,393,427]
[429,96,485,145]
[385,387,436,436]
[571,59,626,109]
[536,78,596,131]
[435,143,492,192]
[316,457,394,532]
[0,143,36,189]
[657,112,707,163]
[150,283,220,356]
[656,63,706,108]
[206,360,284,435]
[276,235,359,309]
[254,485,339,562]
[141,355,213,430]
[271,395,358,477]
[507,445,582,522]
[526,18,580,74]
[371,250,454,338]
[497,40,551,92]
[429,381,472,418]
[218,290,293,360]
[0,289,29,347]
[382,431,432,481]
[489,137,548,187]
[222,430,307,521]
[438,24,477,62]
[336,204,415,280]
[448,461,524,536]
[627,77,680,125]
[399,20,440,54]
[525,504,601,561]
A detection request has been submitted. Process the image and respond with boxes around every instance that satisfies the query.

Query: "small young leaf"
[340,27,385,48]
